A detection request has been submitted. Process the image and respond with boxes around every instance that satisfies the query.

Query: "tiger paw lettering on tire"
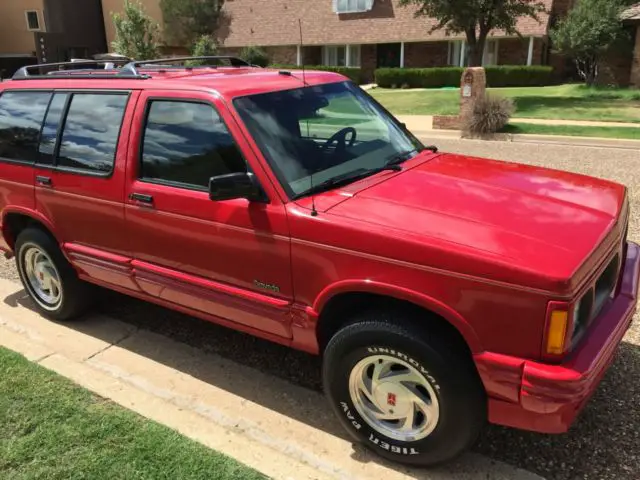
[323,313,486,466]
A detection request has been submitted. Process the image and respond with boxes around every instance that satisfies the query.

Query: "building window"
[333,0,374,14]
[25,11,42,31]
[448,39,499,66]
[323,45,361,67]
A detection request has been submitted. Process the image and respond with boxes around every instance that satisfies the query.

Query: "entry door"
[124,90,293,338]
[377,43,401,68]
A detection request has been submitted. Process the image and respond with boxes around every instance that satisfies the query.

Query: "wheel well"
[2,213,51,249]
[316,292,473,359]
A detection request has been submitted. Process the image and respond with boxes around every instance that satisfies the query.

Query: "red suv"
[0,57,637,466]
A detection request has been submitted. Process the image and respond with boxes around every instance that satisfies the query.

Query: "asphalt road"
[1,138,639,479]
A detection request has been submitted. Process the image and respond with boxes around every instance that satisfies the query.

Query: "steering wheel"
[321,127,357,153]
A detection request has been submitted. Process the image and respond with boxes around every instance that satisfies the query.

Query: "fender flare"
[312,279,483,353]
[1,207,62,249]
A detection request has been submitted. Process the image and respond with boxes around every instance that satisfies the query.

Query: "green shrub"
[240,46,270,67]
[270,64,362,84]
[375,67,463,88]
[187,35,217,66]
[374,66,553,89]
[485,66,553,87]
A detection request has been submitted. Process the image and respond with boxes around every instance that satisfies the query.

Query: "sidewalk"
[396,115,640,131]
[396,115,640,150]
[0,278,544,480]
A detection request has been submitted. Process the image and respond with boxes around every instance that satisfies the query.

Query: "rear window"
[57,93,128,174]
[0,91,52,163]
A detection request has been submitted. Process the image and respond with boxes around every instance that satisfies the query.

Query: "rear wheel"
[323,311,486,466]
[15,228,93,321]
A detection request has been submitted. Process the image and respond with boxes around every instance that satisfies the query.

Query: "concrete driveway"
[1,137,639,479]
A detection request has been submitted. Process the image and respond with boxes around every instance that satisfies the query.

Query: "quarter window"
[0,91,52,163]
[140,100,246,190]
[57,93,128,174]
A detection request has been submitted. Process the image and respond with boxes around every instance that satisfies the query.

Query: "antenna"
[298,19,308,87]
[298,18,317,217]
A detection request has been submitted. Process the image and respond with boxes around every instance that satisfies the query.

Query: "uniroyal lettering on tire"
[323,317,486,466]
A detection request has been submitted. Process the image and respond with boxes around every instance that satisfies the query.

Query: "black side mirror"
[208,172,266,202]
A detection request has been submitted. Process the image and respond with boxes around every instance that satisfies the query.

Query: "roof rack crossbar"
[119,56,251,76]
[13,59,133,79]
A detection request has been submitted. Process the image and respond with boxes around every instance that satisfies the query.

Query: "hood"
[325,153,626,292]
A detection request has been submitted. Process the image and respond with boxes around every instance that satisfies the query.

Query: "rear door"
[34,90,139,287]
[124,89,293,338]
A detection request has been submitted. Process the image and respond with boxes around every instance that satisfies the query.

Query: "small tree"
[550,0,628,86]
[160,0,225,46]
[240,46,270,67]
[111,0,160,60]
[187,35,218,65]
[399,0,546,67]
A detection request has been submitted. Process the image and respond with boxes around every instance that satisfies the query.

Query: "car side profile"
[0,57,638,466]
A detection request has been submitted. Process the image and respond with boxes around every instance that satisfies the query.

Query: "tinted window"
[58,93,128,173]
[0,91,51,163]
[38,93,69,164]
[141,101,246,189]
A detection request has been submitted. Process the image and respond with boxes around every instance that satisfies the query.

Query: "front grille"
[572,253,621,343]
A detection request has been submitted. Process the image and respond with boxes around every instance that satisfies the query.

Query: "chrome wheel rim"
[348,354,440,442]
[22,245,62,310]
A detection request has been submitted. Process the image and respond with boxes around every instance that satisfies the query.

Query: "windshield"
[233,81,423,199]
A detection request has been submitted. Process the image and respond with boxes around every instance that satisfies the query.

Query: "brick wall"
[404,41,448,68]
[361,44,377,83]
[263,45,297,65]
[631,26,640,88]
[498,38,544,65]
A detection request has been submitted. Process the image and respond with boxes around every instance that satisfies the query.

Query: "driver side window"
[140,100,246,190]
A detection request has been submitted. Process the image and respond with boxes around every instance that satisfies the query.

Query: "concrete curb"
[0,278,545,480]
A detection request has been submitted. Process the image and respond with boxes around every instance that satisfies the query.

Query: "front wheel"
[323,313,486,466]
[15,228,92,321]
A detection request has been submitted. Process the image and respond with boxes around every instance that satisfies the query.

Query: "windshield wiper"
[294,163,402,200]
[385,149,419,167]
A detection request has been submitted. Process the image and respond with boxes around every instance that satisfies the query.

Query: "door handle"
[36,175,52,186]
[129,193,154,204]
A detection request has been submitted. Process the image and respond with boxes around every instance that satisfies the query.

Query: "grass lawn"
[504,123,640,140]
[0,347,266,480]
[368,84,640,124]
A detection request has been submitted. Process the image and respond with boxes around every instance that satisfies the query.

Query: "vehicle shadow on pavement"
[5,287,640,480]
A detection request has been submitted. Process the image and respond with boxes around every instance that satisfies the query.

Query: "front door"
[124,90,293,338]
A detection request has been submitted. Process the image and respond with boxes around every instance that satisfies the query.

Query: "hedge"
[270,64,362,84]
[375,66,553,89]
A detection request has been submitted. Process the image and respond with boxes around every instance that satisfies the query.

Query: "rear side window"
[0,91,52,163]
[57,93,128,174]
[140,100,246,190]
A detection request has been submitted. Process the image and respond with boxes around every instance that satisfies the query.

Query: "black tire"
[323,310,486,466]
[15,227,93,321]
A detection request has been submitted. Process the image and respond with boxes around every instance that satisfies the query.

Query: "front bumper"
[475,241,640,434]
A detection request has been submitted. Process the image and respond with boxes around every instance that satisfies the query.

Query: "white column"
[527,36,534,66]
[459,42,466,67]
[400,42,405,68]
[296,45,302,66]
[345,44,351,67]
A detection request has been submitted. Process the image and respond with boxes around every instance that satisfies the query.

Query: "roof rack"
[119,56,251,76]
[12,59,143,80]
